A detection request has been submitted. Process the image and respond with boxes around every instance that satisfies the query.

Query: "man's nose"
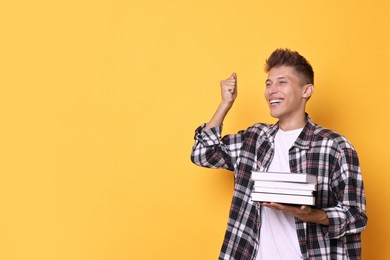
[268,83,278,93]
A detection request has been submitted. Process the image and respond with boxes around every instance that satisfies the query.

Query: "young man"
[191,49,367,259]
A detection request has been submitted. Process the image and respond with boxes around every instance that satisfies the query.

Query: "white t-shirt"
[256,128,303,260]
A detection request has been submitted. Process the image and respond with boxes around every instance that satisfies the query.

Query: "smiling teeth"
[270,99,282,104]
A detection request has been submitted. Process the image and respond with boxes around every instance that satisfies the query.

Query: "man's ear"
[302,84,314,99]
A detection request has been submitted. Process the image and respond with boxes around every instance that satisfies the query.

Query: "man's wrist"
[219,101,234,110]
[308,209,329,225]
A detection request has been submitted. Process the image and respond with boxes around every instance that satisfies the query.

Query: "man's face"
[264,65,309,121]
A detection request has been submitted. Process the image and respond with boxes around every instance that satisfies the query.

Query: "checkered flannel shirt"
[191,115,367,260]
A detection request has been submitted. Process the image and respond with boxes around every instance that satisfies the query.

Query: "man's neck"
[278,114,307,131]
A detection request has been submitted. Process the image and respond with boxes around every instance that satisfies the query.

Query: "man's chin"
[269,111,281,119]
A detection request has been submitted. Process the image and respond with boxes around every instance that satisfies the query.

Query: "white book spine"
[253,187,316,196]
[251,171,317,184]
[253,180,317,191]
[251,192,315,206]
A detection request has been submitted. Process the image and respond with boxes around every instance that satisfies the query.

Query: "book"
[251,171,317,184]
[253,180,317,191]
[251,192,316,206]
[253,186,316,196]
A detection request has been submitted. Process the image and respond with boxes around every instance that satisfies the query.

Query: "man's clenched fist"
[220,73,237,106]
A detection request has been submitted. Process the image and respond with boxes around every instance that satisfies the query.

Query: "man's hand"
[220,73,237,107]
[205,72,238,130]
[260,202,329,225]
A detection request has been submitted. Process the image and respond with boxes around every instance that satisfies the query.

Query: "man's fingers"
[220,72,237,102]
[224,81,236,86]
[226,72,237,80]
[221,73,237,87]
[300,206,311,213]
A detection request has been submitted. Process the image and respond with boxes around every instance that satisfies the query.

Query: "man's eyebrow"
[265,76,287,83]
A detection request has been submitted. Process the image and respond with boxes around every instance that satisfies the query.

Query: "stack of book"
[250,171,317,206]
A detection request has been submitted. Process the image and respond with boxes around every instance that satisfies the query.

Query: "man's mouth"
[269,99,283,105]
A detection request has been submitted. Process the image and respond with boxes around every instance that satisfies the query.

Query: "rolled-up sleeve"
[191,124,243,171]
[322,148,367,239]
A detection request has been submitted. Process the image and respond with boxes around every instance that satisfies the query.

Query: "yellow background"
[0,0,388,259]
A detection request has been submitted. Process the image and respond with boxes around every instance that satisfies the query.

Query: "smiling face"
[264,65,313,125]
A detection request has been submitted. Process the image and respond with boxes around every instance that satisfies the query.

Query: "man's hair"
[265,48,314,85]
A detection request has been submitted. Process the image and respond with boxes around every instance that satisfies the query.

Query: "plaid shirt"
[191,115,367,260]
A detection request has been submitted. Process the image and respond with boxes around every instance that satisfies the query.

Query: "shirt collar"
[265,113,316,150]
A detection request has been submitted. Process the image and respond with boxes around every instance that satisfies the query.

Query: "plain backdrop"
[0,0,389,259]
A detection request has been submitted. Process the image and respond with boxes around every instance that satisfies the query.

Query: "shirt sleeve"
[190,124,244,172]
[322,148,367,239]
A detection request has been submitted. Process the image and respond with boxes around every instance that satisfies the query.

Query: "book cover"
[251,192,316,206]
[253,186,316,196]
[253,180,317,191]
[251,171,317,184]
